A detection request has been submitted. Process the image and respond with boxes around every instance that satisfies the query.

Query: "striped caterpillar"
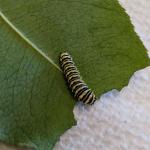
[60,52,96,105]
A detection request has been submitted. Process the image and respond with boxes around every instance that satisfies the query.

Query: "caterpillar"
[60,52,96,105]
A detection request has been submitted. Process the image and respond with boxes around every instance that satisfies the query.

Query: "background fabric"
[120,0,150,56]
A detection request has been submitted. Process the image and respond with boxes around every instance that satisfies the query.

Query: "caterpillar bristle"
[60,52,96,105]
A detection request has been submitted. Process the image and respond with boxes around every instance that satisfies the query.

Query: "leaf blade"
[0,0,149,150]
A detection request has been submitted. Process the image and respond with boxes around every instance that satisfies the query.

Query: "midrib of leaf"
[0,10,62,72]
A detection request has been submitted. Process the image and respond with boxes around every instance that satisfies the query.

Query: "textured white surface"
[54,1,150,150]
[119,0,150,56]
[54,67,150,150]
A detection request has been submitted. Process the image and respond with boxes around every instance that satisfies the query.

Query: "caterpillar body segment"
[60,52,96,105]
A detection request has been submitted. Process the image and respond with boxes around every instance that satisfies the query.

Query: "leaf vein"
[0,11,62,72]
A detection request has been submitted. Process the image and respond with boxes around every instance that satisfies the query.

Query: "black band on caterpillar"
[60,52,96,105]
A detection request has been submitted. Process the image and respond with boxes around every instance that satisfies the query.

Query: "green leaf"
[0,0,149,149]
